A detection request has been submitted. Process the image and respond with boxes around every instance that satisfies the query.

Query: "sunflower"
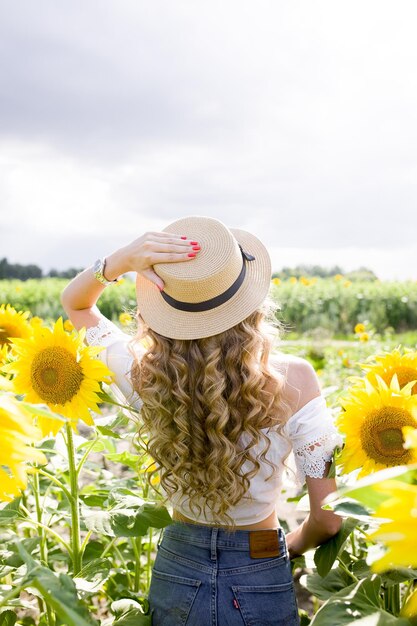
[368,479,417,574]
[359,346,417,395]
[119,312,133,325]
[402,588,417,618]
[2,317,114,428]
[0,303,32,347]
[0,394,46,501]
[336,374,417,478]
[30,316,44,328]
[403,425,417,450]
[0,344,9,366]
[63,319,74,332]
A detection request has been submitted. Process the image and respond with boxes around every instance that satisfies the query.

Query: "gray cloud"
[0,0,417,274]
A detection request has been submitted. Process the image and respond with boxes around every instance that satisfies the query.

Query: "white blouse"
[86,316,343,526]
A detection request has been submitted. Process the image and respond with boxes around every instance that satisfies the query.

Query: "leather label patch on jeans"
[249,530,281,558]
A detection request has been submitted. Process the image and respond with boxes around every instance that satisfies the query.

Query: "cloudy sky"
[1,1,416,280]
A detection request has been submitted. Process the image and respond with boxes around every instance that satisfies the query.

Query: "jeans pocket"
[231,581,299,626]
[148,569,202,625]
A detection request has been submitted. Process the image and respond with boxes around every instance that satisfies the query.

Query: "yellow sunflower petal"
[0,394,46,502]
[337,367,417,478]
[4,318,113,428]
[0,304,32,348]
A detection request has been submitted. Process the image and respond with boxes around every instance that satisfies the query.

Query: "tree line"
[0,257,378,282]
[0,258,83,280]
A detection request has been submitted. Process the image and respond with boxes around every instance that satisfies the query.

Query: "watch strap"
[93,258,120,285]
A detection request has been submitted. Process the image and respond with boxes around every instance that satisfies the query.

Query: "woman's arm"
[286,468,342,559]
[279,357,343,558]
[61,232,200,331]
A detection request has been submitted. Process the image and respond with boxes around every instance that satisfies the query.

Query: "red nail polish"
[192,246,201,250]
[188,253,196,257]
[181,236,187,240]
[190,241,198,245]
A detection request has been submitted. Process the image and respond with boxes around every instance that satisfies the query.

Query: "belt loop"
[210,527,218,561]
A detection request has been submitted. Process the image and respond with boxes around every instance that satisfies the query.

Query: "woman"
[61,215,343,626]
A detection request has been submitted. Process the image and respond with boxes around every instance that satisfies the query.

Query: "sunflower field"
[2,276,417,336]
[1,278,417,625]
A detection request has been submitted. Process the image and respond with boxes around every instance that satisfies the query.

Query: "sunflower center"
[0,329,10,346]
[31,346,84,405]
[360,406,416,466]
[382,367,417,394]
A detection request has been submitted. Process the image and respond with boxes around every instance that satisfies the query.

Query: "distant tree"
[47,267,83,279]
[344,267,378,281]
[272,264,378,281]
[0,257,42,280]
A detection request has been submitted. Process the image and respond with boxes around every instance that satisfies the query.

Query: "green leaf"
[111,599,143,617]
[300,567,352,600]
[113,609,152,626]
[97,390,140,413]
[95,413,130,439]
[73,558,111,593]
[309,575,409,626]
[382,566,417,587]
[0,510,19,527]
[325,498,374,522]
[1,538,40,568]
[314,518,358,577]
[77,439,106,453]
[82,502,172,537]
[0,610,17,626]
[15,543,98,626]
[105,451,140,470]
[332,465,417,513]
[20,401,66,423]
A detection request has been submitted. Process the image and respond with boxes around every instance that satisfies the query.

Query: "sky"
[1,1,416,280]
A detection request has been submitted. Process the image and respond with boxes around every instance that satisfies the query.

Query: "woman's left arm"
[286,466,342,559]
[61,232,200,331]
[61,247,130,331]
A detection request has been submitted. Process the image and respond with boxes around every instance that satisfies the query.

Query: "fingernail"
[190,241,198,245]
[181,236,187,240]
[192,246,201,251]
[188,253,197,257]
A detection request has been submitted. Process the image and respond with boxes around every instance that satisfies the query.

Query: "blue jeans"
[148,521,300,625]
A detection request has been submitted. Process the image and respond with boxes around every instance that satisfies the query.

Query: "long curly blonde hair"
[129,296,292,530]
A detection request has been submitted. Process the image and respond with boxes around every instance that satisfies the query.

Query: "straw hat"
[135,216,272,339]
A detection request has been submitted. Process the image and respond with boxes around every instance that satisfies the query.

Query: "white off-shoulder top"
[86,316,343,526]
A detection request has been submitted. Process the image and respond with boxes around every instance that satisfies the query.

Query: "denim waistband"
[159,520,286,550]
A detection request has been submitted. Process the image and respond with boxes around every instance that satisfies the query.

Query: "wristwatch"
[93,258,120,286]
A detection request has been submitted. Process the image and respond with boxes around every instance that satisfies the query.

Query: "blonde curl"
[129,296,292,531]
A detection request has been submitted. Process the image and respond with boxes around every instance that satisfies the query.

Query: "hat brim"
[135,228,272,340]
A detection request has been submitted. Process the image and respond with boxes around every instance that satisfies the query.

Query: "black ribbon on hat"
[160,244,255,312]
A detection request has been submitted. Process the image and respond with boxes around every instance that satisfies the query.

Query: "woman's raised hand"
[121,231,201,290]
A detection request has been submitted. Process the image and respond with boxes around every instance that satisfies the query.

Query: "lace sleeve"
[85,316,144,414]
[85,317,126,348]
[283,396,344,484]
[292,430,343,483]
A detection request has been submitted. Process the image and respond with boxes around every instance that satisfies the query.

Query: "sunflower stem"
[146,527,153,589]
[31,471,48,566]
[76,436,99,477]
[337,557,359,583]
[65,422,82,575]
[19,507,73,555]
[131,536,142,592]
[386,582,401,616]
[402,580,415,611]
[37,468,72,502]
